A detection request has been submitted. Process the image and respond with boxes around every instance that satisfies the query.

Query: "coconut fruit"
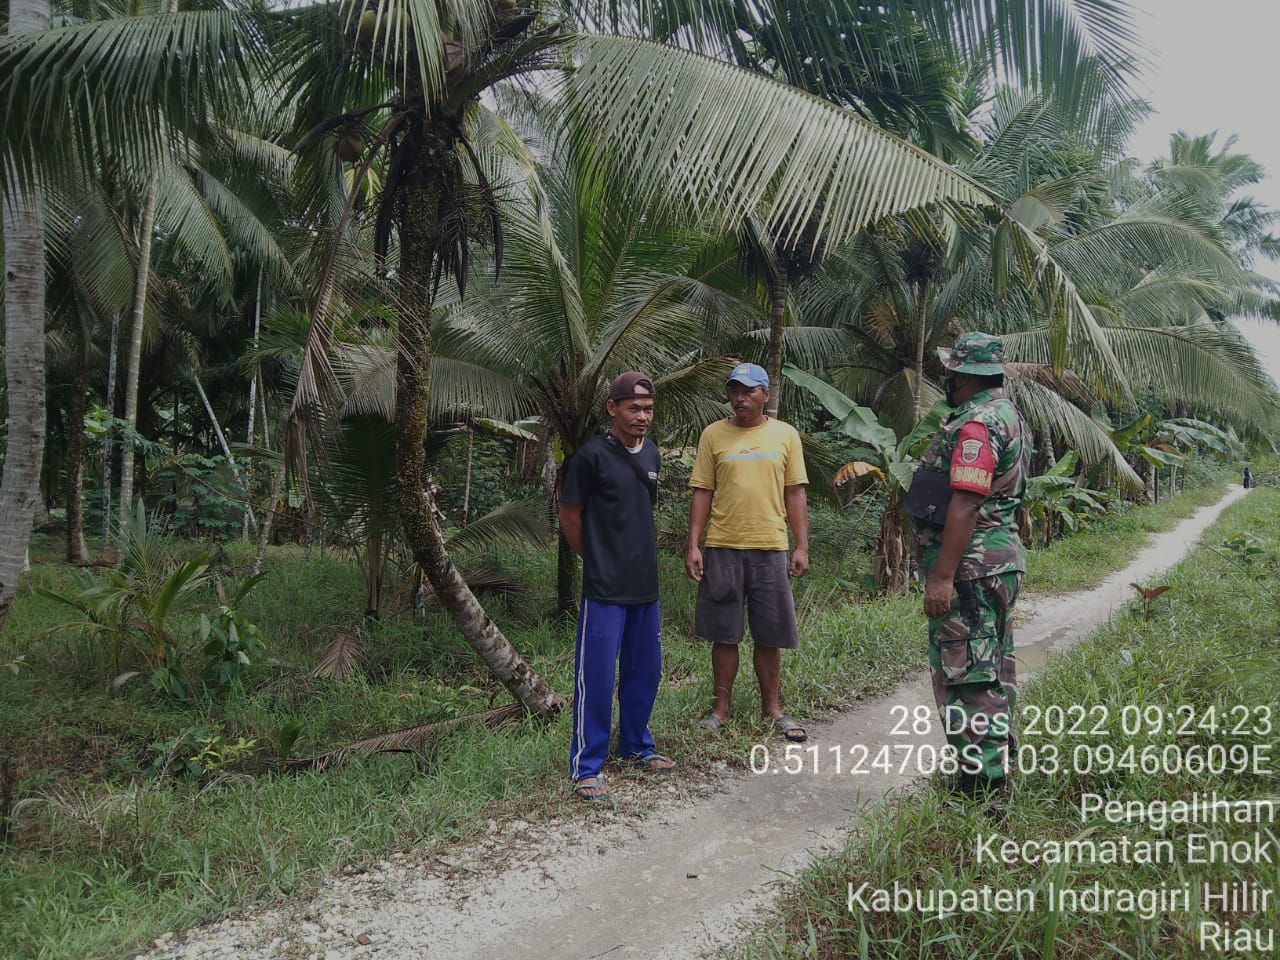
[334,132,364,162]
[356,8,377,46]
[443,32,465,73]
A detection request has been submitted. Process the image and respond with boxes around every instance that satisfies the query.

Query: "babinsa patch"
[959,437,984,464]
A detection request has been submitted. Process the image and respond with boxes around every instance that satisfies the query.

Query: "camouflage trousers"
[928,571,1021,780]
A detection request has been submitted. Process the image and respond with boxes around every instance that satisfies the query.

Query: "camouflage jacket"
[913,388,1031,581]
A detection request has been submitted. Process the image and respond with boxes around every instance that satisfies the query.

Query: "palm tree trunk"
[912,286,929,424]
[555,533,578,620]
[102,311,119,543]
[461,424,473,527]
[765,262,787,418]
[552,440,578,619]
[117,174,158,534]
[65,341,91,564]
[364,527,383,619]
[0,0,51,632]
[1015,504,1032,548]
[242,270,262,540]
[192,372,255,531]
[115,0,179,537]
[258,377,271,449]
[252,458,286,576]
[0,191,45,605]
[395,150,563,717]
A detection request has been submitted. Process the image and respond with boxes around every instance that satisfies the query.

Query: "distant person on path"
[685,362,810,743]
[908,332,1031,801]
[1243,465,1253,488]
[560,372,676,801]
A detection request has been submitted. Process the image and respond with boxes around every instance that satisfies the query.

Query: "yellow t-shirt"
[689,417,808,550]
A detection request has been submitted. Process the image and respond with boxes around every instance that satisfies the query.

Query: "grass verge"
[735,485,1279,959]
[1024,480,1228,593]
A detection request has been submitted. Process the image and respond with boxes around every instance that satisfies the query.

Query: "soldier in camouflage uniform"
[910,332,1030,799]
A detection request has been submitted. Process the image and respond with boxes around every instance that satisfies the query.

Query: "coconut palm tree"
[0,1,266,618]
[594,0,1145,412]
[1147,131,1280,275]
[427,109,753,615]
[786,90,1280,483]
[0,0,51,632]
[112,124,297,537]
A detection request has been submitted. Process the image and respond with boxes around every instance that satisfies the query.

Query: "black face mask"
[944,375,959,407]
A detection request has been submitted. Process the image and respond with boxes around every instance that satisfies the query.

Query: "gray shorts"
[694,547,800,649]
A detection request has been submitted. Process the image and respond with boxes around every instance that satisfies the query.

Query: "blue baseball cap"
[727,362,769,389]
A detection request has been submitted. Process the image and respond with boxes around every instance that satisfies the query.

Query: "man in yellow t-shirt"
[685,362,809,742]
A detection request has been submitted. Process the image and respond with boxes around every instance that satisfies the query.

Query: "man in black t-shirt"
[559,372,676,800]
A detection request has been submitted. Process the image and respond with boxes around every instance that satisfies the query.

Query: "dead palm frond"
[312,628,368,680]
[286,704,525,772]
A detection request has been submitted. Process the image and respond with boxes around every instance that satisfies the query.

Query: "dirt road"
[141,487,1248,960]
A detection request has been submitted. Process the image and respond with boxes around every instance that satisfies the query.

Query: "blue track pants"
[570,598,661,782]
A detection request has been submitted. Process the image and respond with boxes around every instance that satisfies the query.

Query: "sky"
[1127,0,1280,382]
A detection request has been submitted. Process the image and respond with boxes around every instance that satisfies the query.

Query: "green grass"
[0,479,1240,959]
[1024,480,1228,593]
[734,485,1280,960]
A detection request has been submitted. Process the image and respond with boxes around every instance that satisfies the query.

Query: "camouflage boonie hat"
[938,332,1006,376]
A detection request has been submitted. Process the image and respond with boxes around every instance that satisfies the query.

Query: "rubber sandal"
[773,716,807,743]
[573,775,608,801]
[627,751,677,772]
[698,714,725,733]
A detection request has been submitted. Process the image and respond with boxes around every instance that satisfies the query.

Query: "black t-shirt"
[560,432,661,604]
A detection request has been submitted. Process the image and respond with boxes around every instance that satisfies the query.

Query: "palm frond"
[1006,379,1142,493]
[49,182,136,319]
[913,0,1142,119]
[769,326,851,371]
[1109,269,1233,327]
[426,354,535,421]
[334,342,398,422]
[564,35,991,250]
[313,628,368,680]
[649,356,739,442]
[500,183,590,359]
[0,10,257,193]
[1104,322,1280,432]
[997,220,1131,402]
[575,275,717,394]
[288,704,524,771]
[445,498,552,556]
[572,1,1141,128]
[190,165,296,287]
[1050,214,1242,290]
[151,153,234,293]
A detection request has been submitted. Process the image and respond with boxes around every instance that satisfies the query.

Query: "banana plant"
[785,364,943,593]
[1110,413,1237,500]
[1019,451,1110,546]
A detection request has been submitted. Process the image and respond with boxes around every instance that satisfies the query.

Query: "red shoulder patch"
[950,421,995,494]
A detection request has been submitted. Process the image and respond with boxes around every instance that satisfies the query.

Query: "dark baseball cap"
[608,371,656,402]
